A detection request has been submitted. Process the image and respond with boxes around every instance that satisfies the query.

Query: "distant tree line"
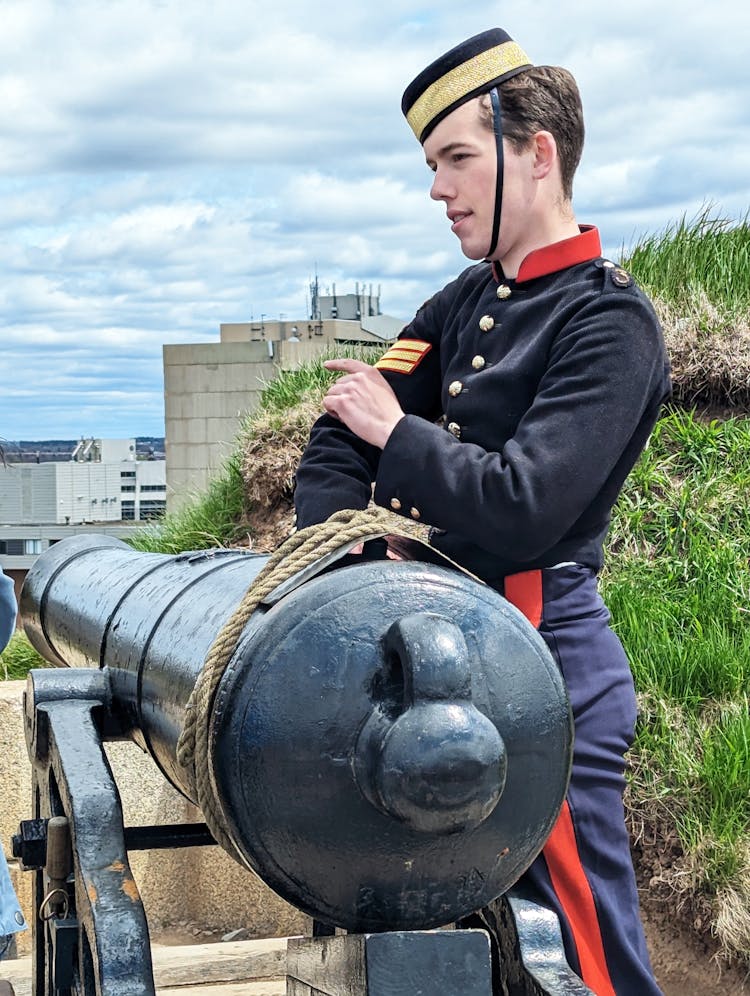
[2,438,165,463]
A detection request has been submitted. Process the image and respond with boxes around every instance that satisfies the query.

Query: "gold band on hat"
[405,40,531,141]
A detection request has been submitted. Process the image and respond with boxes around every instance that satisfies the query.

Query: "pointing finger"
[324,358,372,374]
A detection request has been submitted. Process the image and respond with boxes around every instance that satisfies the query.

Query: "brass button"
[390,498,402,511]
[447,422,462,438]
[448,380,463,397]
[472,355,486,370]
[479,315,495,332]
[496,284,511,299]
[410,507,421,520]
[611,267,631,287]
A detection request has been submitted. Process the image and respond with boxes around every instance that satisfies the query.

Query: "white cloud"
[0,0,748,439]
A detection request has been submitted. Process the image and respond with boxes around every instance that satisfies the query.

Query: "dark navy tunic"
[294,226,671,583]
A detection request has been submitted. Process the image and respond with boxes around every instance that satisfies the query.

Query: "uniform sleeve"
[373,286,669,560]
[0,568,17,654]
[293,289,449,529]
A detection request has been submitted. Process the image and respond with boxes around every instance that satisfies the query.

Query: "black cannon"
[12,531,591,995]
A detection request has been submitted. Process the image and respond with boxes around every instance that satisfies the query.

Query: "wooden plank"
[1,970,286,996]
[151,937,290,986]
[1,937,292,995]
[287,935,366,996]
[156,981,285,995]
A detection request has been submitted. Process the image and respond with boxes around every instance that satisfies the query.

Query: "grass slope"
[603,409,750,957]
[628,207,750,411]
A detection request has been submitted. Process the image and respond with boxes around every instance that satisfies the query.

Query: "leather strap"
[485,86,505,259]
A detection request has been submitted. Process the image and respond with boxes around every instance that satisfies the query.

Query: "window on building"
[139,484,165,493]
[139,500,166,521]
[0,540,24,555]
[121,501,136,521]
[121,485,136,493]
[0,539,41,555]
[121,470,136,478]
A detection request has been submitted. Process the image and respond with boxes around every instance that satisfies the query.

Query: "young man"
[294,28,670,995]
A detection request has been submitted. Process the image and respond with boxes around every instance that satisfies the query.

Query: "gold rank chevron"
[375,339,432,375]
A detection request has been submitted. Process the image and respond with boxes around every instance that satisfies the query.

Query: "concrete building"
[0,439,166,609]
[164,284,403,509]
[0,440,166,528]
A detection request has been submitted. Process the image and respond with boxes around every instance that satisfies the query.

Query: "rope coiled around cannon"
[175,506,406,863]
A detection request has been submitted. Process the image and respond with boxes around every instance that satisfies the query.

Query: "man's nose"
[430,169,453,202]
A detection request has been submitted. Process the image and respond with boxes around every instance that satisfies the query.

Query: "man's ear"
[532,130,557,180]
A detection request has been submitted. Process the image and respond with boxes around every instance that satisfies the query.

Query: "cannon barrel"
[21,533,572,932]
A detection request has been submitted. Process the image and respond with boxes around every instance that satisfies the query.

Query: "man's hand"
[323,359,404,449]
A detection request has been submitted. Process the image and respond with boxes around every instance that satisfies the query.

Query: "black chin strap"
[485,86,504,260]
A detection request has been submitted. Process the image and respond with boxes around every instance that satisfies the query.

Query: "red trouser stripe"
[542,802,616,996]
[504,568,616,996]
[503,569,543,628]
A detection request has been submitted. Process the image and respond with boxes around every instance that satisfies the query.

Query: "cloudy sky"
[1,0,748,441]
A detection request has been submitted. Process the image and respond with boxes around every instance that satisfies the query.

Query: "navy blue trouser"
[503,565,662,996]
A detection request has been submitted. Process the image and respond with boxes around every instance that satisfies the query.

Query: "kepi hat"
[401,29,533,258]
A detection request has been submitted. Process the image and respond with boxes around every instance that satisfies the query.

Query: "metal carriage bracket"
[14,667,214,996]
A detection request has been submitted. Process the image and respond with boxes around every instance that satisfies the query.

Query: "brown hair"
[479,66,584,201]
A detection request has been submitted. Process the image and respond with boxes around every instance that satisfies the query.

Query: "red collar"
[491,225,602,284]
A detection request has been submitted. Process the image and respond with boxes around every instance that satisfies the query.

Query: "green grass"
[251,343,385,414]
[602,408,750,901]
[0,630,49,680]
[623,206,750,314]
[254,350,347,411]
[129,450,249,554]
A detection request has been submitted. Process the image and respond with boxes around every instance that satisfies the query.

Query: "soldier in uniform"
[294,28,670,995]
